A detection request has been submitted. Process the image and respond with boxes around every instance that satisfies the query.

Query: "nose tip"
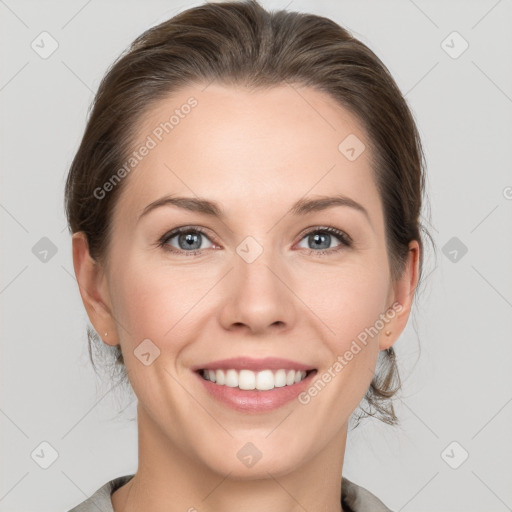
[218,253,296,335]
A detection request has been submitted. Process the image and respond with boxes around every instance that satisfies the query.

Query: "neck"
[112,403,349,512]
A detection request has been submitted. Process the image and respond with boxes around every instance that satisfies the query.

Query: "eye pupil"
[310,233,330,250]
[180,232,201,250]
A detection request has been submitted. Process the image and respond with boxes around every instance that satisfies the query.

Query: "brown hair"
[65,0,434,427]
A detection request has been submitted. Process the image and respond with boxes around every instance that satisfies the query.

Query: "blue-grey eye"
[163,229,214,251]
[297,230,346,251]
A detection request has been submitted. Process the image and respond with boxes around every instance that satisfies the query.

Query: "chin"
[197,440,308,480]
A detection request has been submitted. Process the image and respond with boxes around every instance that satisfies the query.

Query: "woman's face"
[75,82,418,478]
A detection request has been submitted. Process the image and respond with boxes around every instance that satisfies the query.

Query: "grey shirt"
[68,474,393,512]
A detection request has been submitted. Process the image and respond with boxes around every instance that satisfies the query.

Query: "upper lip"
[192,357,316,372]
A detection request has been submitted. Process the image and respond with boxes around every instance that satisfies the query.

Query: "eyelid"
[296,225,353,244]
[157,225,217,253]
[294,226,352,255]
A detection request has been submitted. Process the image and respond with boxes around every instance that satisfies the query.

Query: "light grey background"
[1,0,511,511]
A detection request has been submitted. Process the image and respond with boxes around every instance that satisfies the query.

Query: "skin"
[73,82,419,512]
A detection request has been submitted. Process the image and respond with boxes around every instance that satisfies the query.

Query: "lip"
[193,365,318,414]
[191,356,315,372]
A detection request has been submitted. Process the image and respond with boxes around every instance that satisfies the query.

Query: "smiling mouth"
[197,368,317,391]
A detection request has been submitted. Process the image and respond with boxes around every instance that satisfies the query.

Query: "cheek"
[108,259,162,341]
[296,257,390,342]
[295,265,389,422]
[110,252,219,352]
[109,258,206,405]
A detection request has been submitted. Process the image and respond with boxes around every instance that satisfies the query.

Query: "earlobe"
[379,240,421,351]
[72,232,117,346]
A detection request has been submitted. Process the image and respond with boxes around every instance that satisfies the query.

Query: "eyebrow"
[138,193,371,225]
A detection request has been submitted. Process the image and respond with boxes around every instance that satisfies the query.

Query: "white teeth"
[239,369,255,390]
[274,369,287,388]
[225,369,238,387]
[215,369,225,385]
[256,369,274,390]
[201,368,309,390]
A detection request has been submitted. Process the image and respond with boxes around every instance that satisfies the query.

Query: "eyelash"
[156,225,353,257]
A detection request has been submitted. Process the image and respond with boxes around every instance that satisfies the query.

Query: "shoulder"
[341,476,394,512]
[67,474,135,512]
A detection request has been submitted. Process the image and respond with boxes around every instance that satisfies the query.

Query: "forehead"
[113,82,381,226]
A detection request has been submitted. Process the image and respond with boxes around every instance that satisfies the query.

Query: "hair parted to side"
[65,0,434,427]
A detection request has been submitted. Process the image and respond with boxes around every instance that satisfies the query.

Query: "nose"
[217,244,297,336]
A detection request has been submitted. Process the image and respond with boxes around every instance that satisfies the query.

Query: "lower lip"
[195,370,317,413]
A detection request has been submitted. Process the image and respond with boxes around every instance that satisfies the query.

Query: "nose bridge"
[235,233,284,300]
[218,232,296,333]
[239,238,277,284]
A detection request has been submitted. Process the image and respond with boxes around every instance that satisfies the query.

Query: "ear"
[379,239,421,351]
[72,232,118,346]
